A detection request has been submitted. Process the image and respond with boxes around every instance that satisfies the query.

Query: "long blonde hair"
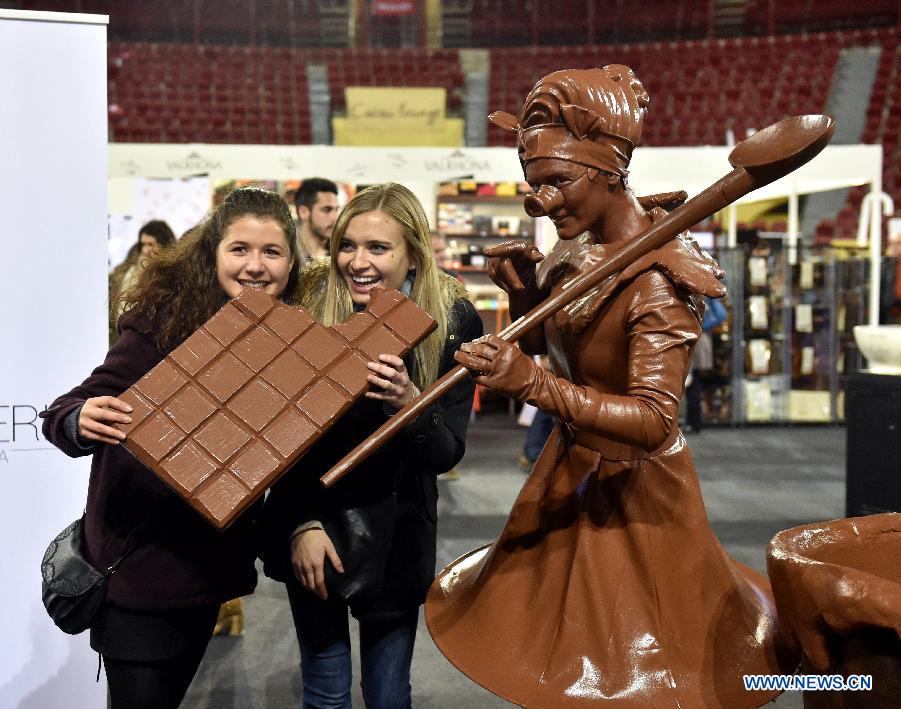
[302,183,464,389]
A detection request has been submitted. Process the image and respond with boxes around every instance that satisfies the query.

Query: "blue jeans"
[286,581,418,709]
[523,409,555,462]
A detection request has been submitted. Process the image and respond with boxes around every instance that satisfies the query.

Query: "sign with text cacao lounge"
[333,87,464,147]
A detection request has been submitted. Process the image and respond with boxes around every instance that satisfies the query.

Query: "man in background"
[430,231,461,280]
[294,177,339,264]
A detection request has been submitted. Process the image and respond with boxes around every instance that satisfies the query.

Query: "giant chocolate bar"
[115,287,436,529]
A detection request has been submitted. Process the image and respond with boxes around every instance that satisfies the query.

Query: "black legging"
[92,603,218,709]
[104,643,209,709]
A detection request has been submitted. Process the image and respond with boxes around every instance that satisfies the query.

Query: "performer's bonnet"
[490,65,650,217]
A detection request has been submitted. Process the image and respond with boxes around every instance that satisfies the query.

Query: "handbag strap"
[99,504,160,576]
[104,539,135,575]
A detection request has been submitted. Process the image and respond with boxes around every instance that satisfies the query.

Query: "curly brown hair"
[120,187,299,353]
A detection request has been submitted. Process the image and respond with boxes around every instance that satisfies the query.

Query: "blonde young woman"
[261,183,482,708]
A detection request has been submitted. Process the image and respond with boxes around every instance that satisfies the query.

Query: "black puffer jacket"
[260,294,482,620]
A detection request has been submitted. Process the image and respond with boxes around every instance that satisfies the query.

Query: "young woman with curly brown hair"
[41,187,300,709]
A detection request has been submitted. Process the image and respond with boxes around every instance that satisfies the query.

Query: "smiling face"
[524,158,612,240]
[336,209,411,305]
[216,215,294,299]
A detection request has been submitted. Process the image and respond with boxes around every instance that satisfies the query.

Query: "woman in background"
[116,219,177,296]
[261,183,482,709]
[42,188,300,709]
[109,219,177,344]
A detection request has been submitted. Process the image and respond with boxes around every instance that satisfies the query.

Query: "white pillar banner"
[0,10,109,707]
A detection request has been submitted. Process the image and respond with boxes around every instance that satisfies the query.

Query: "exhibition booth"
[1,7,893,707]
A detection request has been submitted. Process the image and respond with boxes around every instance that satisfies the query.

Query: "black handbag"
[41,515,131,635]
[323,494,396,611]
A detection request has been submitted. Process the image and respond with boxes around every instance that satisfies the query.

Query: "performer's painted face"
[216,215,294,299]
[524,158,610,240]
[337,209,411,305]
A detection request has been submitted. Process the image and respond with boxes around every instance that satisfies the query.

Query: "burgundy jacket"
[41,314,258,611]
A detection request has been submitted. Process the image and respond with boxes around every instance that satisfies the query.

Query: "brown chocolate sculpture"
[767,513,901,708]
[424,66,797,708]
[115,286,436,529]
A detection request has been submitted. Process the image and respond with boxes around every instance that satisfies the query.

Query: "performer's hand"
[366,354,418,410]
[454,334,537,401]
[78,396,133,445]
[484,240,544,295]
[291,528,344,600]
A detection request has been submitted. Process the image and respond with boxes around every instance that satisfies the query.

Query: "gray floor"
[184,413,847,708]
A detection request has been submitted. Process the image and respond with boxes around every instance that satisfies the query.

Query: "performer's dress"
[426,222,797,708]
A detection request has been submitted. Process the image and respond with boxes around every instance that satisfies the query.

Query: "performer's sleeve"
[488,271,699,452]
[509,284,549,356]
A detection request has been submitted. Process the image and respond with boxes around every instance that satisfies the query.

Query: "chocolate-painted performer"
[425,65,797,708]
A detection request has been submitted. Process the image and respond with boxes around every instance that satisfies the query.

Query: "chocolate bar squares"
[116,287,436,529]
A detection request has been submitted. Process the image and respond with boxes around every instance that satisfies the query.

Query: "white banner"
[106,142,882,204]
[132,175,212,240]
[0,10,109,707]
